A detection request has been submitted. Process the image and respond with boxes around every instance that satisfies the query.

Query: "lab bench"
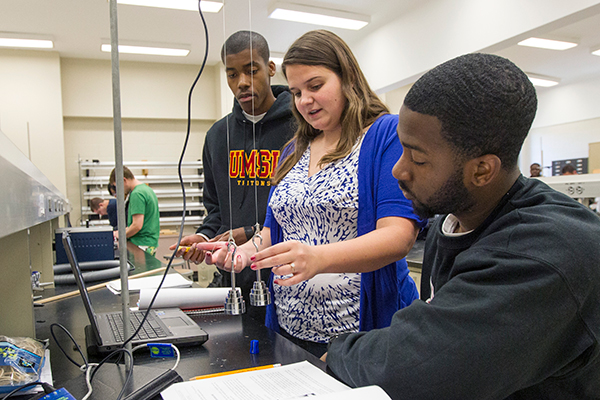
[33,245,324,399]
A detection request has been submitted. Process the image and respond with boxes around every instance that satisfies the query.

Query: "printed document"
[161,361,390,400]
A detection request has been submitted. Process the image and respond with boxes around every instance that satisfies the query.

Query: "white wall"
[0,49,67,194]
[61,58,218,120]
[60,58,220,224]
[64,117,212,224]
[533,75,600,129]
[520,117,600,176]
[380,75,600,179]
[518,75,600,175]
[382,84,413,116]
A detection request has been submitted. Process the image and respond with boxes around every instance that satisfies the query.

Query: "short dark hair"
[562,164,577,174]
[404,53,537,169]
[220,30,270,64]
[109,166,134,185]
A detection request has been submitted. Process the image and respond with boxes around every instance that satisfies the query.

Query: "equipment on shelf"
[78,160,205,227]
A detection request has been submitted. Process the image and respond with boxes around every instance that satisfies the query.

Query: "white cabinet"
[79,160,205,227]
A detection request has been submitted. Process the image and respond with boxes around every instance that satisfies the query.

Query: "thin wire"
[222,1,235,245]
[50,323,88,369]
[87,348,134,400]
[48,323,133,400]
[0,382,49,400]
[248,0,259,228]
[80,363,96,400]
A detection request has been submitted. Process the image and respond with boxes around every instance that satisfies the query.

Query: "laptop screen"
[62,231,103,344]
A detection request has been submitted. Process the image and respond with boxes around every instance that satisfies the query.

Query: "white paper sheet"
[137,287,232,310]
[106,274,192,294]
[161,361,390,400]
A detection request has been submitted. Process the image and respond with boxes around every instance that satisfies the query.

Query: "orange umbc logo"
[229,150,281,181]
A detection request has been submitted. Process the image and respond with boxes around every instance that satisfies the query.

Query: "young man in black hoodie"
[173,31,294,319]
[325,54,600,399]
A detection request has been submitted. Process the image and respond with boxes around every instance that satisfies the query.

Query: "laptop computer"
[62,231,208,354]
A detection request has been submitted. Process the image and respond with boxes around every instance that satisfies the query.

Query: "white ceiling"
[494,11,600,87]
[2,0,600,91]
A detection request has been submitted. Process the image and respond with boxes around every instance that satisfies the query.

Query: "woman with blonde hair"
[191,30,425,356]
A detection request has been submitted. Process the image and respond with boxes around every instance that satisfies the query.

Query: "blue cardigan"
[264,114,427,333]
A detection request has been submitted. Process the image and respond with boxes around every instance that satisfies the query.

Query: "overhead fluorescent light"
[0,37,53,49]
[527,73,560,88]
[268,2,369,30]
[101,44,189,57]
[114,0,223,13]
[592,46,600,57]
[518,37,577,50]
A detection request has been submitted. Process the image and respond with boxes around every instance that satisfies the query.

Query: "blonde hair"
[272,30,388,185]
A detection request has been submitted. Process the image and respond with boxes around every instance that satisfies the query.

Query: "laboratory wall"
[381,84,412,116]
[61,58,218,120]
[519,75,600,176]
[63,117,212,225]
[0,49,67,195]
[378,79,600,180]
[522,117,600,176]
[60,58,220,224]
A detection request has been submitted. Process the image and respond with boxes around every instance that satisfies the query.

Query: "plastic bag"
[0,336,48,394]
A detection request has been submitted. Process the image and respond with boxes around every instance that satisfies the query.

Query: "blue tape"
[148,343,175,358]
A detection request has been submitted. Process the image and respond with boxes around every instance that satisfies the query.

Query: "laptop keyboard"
[107,311,169,342]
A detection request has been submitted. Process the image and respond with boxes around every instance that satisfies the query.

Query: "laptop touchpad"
[162,316,192,327]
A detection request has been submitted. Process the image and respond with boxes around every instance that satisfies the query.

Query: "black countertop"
[34,244,324,399]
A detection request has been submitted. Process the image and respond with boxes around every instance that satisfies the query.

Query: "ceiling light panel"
[0,37,53,49]
[101,44,189,57]
[268,2,369,30]
[527,73,560,87]
[115,0,223,12]
[518,37,577,50]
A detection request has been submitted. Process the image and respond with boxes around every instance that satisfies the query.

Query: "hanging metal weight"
[250,223,271,306]
[224,239,246,315]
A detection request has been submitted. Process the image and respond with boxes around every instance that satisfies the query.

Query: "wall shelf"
[79,159,205,228]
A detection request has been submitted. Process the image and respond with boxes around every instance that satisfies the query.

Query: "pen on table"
[190,363,282,380]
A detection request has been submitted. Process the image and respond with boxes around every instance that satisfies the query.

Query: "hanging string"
[249,0,259,228]
[222,0,262,273]
[222,1,235,248]
[248,0,263,249]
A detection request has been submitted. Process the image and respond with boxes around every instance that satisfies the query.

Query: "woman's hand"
[250,240,323,286]
[252,217,419,286]
[192,242,253,273]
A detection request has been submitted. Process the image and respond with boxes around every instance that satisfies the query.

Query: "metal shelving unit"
[79,159,204,227]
